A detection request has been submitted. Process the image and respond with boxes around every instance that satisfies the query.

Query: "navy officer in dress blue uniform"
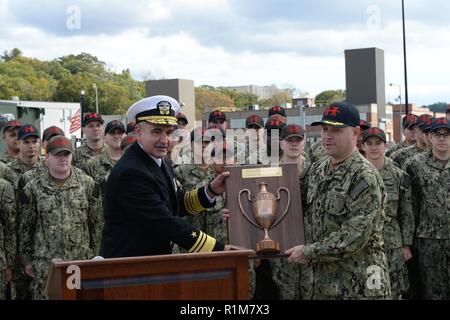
[100,95,231,258]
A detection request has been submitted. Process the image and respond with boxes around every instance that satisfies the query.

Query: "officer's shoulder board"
[351,179,369,201]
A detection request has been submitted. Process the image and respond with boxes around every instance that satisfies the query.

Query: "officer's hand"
[4,267,12,282]
[24,264,34,278]
[402,246,413,262]
[223,208,230,221]
[285,245,307,264]
[209,171,230,195]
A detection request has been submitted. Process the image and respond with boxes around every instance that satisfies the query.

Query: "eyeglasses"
[431,132,450,139]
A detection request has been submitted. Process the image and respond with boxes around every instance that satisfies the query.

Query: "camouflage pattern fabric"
[380,157,414,249]
[300,151,391,299]
[386,140,410,158]
[415,238,450,300]
[73,143,106,169]
[379,157,414,299]
[0,152,15,165]
[8,158,41,299]
[405,150,450,240]
[0,161,17,186]
[18,167,101,299]
[0,178,15,299]
[307,140,328,164]
[390,144,425,168]
[406,151,450,300]
[385,248,410,299]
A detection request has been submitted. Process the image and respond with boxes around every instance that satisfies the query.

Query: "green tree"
[427,102,448,113]
[315,90,346,106]
[259,91,293,107]
[195,87,235,119]
[57,52,107,76]
[1,48,23,61]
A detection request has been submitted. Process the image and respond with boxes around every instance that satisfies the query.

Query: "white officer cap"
[126,95,180,126]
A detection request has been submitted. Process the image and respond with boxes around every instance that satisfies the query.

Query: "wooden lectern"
[46,250,253,300]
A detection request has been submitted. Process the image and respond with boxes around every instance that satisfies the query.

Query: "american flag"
[69,109,81,134]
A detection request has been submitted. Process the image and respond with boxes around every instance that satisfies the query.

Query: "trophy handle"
[272,187,291,228]
[238,189,262,229]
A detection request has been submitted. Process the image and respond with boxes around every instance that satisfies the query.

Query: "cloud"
[1,0,450,105]
[5,0,450,55]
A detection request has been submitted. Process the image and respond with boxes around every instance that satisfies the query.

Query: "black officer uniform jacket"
[100,141,224,258]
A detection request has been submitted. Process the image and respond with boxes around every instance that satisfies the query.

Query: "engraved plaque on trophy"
[226,164,304,257]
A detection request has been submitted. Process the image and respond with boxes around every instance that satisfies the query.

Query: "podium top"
[50,250,255,268]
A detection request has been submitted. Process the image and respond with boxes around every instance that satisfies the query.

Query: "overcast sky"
[1,0,449,105]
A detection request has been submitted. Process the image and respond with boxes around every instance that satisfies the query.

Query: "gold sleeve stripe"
[190,188,205,213]
[184,190,195,214]
[184,189,206,214]
[189,231,206,253]
[197,234,216,253]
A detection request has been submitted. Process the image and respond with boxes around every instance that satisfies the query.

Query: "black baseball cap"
[18,124,40,140]
[359,120,371,131]
[362,127,387,143]
[3,120,22,133]
[423,117,436,133]
[429,117,450,133]
[402,114,418,129]
[311,102,360,128]
[82,113,104,127]
[105,120,125,135]
[416,114,433,129]
[176,112,188,125]
[208,110,226,123]
[246,115,264,129]
[280,124,304,140]
[46,136,72,155]
[265,114,287,131]
[42,126,64,142]
[268,106,286,118]
[126,122,136,134]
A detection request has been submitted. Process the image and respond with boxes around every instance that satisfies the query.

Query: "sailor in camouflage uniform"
[8,125,42,187]
[405,117,450,300]
[0,178,15,300]
[73,113,106,168]
[362,127,414,299]
[271,124,310,300]
[386,114,418,158]
[286,102,391,300]
[391,114,430,167]
[18,136,101,300]
[82,120,125,191]
[0,120,21,165]
[8,125,42,300]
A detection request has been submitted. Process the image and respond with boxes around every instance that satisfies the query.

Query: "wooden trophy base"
[256,239,280,255]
